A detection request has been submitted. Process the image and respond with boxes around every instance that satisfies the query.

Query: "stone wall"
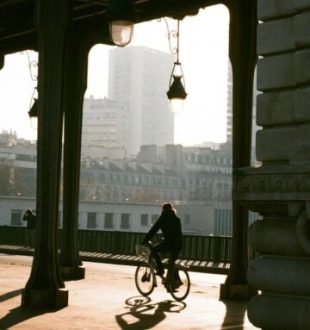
[238,1,310,329]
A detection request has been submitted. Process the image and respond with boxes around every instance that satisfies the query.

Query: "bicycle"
[134,243,191,301]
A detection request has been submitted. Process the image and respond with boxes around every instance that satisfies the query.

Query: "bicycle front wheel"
[135,263,156,296]
[168,268,190,301]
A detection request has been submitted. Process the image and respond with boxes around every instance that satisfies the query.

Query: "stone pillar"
[236,1,310,328]
[59,23,110,280]
[59,27,90,281]
[22,0,72,308]
[220,0,257,300]
[0,55,4,70]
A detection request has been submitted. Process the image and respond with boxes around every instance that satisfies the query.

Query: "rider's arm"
[142,216,162,244]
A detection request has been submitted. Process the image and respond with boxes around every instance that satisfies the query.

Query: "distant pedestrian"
[23,209,36,248]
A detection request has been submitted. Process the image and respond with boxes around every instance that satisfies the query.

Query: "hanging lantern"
[107,0,135,47]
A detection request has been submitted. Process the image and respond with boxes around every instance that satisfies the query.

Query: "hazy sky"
[0,5,229,145]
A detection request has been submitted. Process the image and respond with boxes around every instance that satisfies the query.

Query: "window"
[140,214,148,227]
[151,214,158,225]
[11,210,22,226]
[121,213,130,229]
[104,213,114,229]
[87,212,97,229]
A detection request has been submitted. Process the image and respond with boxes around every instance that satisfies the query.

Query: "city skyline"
[0,5,229,146]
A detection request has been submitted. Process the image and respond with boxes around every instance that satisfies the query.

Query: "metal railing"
[0,225,232,262]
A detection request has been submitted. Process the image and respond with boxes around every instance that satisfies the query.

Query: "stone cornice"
[234,165,310,203]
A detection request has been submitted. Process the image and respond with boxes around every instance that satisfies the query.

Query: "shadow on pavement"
[0,288,23,303]
[221,300,247,330]
[0,289,64,330]
[115,296,186,329]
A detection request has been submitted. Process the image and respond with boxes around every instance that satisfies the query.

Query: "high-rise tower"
[108,46,175,156]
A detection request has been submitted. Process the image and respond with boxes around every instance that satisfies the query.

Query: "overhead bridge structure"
[1,1,310,329]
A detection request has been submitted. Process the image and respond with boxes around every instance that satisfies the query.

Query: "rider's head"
[162,202,174,213]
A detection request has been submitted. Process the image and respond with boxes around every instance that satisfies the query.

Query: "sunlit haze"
[0,5,229,146]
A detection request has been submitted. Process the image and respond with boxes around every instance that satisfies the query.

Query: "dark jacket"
[143,209,182,252]
[23,209,36,229]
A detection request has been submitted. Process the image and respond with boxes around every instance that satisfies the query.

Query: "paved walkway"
[0,253,259,330]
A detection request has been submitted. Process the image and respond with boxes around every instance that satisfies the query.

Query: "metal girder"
[0,0,226,54]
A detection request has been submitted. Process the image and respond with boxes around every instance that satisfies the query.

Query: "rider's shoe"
[166,285,178,293]
[155,269,164,276]
[141,272,150,282]
[174,279,183,288]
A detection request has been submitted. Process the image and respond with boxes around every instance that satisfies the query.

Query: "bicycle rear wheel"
[135,263,156,296]
[168,268,190,301]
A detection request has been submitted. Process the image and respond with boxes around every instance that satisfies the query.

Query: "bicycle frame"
[135,243,191,301]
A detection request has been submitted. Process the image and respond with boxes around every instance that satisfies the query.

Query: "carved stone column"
[238,1,310,328]
[220,0,257,300]
[22,0,72,308]
[59,26,90,281]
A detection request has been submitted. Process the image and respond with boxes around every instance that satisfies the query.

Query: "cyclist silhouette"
[142,202,182,277]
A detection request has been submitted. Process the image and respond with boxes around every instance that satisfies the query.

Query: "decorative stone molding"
[235,165,310,203]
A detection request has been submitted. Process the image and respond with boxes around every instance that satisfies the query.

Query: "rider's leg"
[166,253,176,284]
[167,250,183,288]
[151,242,168,275]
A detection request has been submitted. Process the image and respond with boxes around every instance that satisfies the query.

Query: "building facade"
[80,144,232,204]
[81,97,129,159]
[0,196,232,236]
[0,132,233,236]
